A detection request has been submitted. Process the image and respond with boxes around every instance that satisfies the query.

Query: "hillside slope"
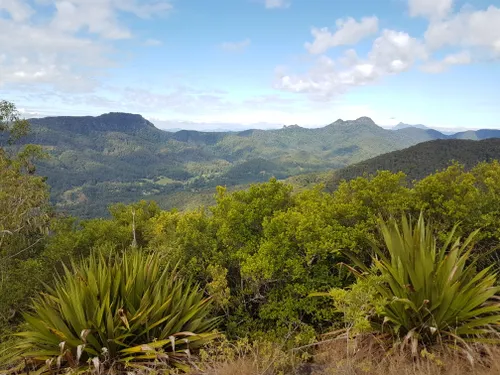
[323,138,500,191]
[23,113,500,217]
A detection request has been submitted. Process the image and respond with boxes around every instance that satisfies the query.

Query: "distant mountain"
[164,127,237,133]
[392,122,431,130]
[324,138,500,191]
[393,127,448,143]
[152,119,281,132]
[30,113,158,134]
[390,122,495,136]
[453,129,500,140]
[19,112,500,218]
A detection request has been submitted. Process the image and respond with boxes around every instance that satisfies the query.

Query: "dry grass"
[311,334,500,375]
[196,335,500,375]
[190,337,305,375]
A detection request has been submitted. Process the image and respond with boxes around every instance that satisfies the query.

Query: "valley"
[25,113,500,217]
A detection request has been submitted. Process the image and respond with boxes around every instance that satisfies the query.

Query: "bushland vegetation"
[2,101,500,374]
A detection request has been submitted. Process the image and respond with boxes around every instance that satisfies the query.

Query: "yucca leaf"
[346,213,500,350]
[9,249,218,373]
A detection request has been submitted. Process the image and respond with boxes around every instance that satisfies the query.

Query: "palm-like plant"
[7,250,218,373]
[349,213,500,350]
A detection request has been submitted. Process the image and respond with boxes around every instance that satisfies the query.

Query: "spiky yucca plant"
[349,213,500,350]
[8,250,218,373]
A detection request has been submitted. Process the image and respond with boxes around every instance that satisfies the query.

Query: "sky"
[1,0,500,131]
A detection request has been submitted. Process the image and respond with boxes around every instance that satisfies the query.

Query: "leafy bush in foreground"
[8,250,218,373]
[348,214,500,350]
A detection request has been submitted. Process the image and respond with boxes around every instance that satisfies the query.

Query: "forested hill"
[23,112,500,217]
[21,114,419,217]
[324,138,500,191]
[29,112,159,134]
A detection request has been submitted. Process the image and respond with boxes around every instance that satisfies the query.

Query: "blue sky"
[1,0,499,130]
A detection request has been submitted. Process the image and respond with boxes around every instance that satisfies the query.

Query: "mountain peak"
[29,112,157,134]
[97,112,156,129]
[328,117,378,128]
[327,119,345,127]
[283,124,303,130]
[393,122,430,131]
[354,117,376,125]
[98,112,146,120]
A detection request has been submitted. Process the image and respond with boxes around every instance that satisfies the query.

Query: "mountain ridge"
[324,138,500,191]
[29,112,157,134]
[392,122,430,130]
[28,112,500,139]
[18,112,500,217]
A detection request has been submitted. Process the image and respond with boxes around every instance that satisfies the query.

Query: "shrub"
[7,250,218,373]
[310,274,388,334]
[347,213,500,351]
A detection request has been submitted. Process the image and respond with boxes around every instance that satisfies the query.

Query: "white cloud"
[369,30,427,73]
[0,0,34,21]
[220,38,251,52]
[424,5,500,55]
[421,50,471,73]
[49,0,172,40]
[264,0,289,9]
[0,0,172,91]
[145,38,163,46]
[0,18,109,91]
[116,0,173,18]
[11,84,237,119]
[50,0,130,39]
[278,29,426,98]
[275,3,500,103]
[305,16,379,54]
[409,0,453,19]
[119,87,232,114]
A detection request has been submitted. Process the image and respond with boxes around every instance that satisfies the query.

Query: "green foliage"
[311,274,388,334]
[9,250,218,373]
[132,166,500,346]
[350,214,500,350]
[0,101,52,333]
[0,100,31,144]
[8,161,500,348]
[0,151,50,252]
[413,163,481,233]
[109,200,161,247]
[240,187,347,335]
[471,161,500,248]
[212,178,293,263]
[324,138,500,192]
[146,208,218,282]
[330,170,411,224]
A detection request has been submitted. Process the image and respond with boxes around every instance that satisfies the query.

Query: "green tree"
[108,200,161,248]
[413,163,481,236]
[239,189,344,331]
[470,161,500,244]
[146,208,218,282]
[0,101,51,331]
[211,178,294,263]
[0,100,30,145]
